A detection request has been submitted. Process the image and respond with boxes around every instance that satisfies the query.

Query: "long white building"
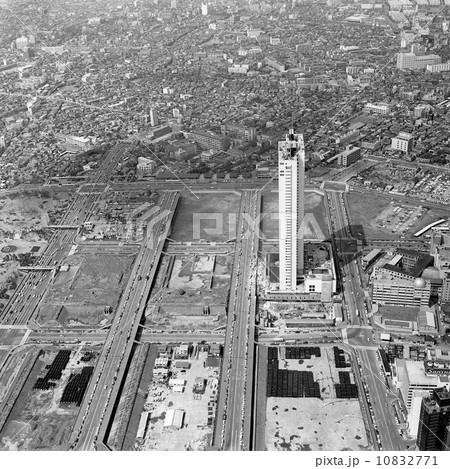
[278,129,305,291]
[397,51,441,70]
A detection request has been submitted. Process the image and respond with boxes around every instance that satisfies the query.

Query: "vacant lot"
[37,254,134,327]
[171,191,241,242]
[0,191,71,290]
[347,192,449,239]
[347,192,395,239]
[261,190,329,240]
[266,397,369,451]
[0,194,51,236]
[263,346,369,451]
[167,255,231,290]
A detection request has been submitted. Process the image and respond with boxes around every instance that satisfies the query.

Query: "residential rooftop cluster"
[350,162,450,204]
[1,0,450,188]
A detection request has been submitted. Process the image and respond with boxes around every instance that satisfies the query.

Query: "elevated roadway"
[29,330,340,345]
[45,225,80,229]
[164,242,232,255]
[0,143,131,327]
[215,190,258,451]
[69,191,178,450]
[28,331,226,343]
[17,266,55,272]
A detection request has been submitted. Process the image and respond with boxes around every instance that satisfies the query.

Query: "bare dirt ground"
[263,346,368,451]
[0,347,97,450]
[0,192,71,304]
[145,304,227,331]
[347,192,449,239]
[0,240,46,279]
[0,347,30,404]
[159,254,232,301]
[168,255,215,290]
[261,190,329,240]
[170,191,241,242]
[0,196,50,235]
[37,254,134,327]
[145,254,231,331]
[265,397,369,451]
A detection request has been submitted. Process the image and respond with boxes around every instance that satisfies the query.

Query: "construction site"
[106,343,222,451]
[0,191,73,305]
[36,253,134,328]
[144,253,232,332]
[170,191,241,243]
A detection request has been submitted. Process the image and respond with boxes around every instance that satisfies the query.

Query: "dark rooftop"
[433,386,450,407]
[382,251,433,278]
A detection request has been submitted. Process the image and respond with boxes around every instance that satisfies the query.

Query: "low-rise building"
[59,135,92,151]
[154,357,169,369]
[228,64,249,75]
[397,51,441,70]
[193,377,206,394]
[16,75,47,90]
[391,132,413,153]
[137,157,156,175]
[220,122,256,143]
[264,56,286,73]
[426,62,450,73]
[336,145,361,167]
[190,129,230,151]
[136,411,149,440]
[364,102,391,114]
[163,409,185,430]
[173,360,190,369]
[174,344,189,359]
[362,248,383,269]
[372,271,431,307]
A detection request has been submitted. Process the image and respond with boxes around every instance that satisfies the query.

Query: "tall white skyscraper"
[278,129,305,291]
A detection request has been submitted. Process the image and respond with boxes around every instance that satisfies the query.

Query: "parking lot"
[264,346,367,451]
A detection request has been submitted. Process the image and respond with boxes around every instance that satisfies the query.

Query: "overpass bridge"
[45,225,79,229]
[18,266,55,272]
[164,242,232,254]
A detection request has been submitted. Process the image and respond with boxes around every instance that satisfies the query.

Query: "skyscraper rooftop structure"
[417,386,450,451]
[278,129,305,291]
